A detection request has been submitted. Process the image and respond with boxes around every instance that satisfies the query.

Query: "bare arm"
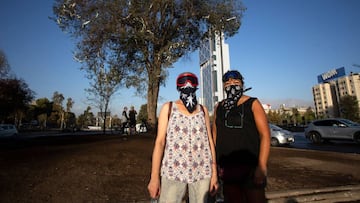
[203,105,218,194]
[147,102,170,199]
[211,103,219,145]
[252,99,271,183]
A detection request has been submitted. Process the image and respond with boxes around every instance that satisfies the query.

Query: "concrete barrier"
[267,184,360,203]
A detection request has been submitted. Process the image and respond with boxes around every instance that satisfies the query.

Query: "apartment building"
[198,31,230,114]
[312,67,360,118]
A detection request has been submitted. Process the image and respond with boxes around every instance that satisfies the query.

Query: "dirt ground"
[0,133,360,203]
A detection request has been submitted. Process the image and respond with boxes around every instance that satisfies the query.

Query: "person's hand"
[209,174,219,196]
[147,178,161,199]
[254,165,267,186]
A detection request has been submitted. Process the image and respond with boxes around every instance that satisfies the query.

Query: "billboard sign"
[317,67,345,83]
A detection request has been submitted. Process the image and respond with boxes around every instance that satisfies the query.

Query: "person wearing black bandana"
[179,86,197,113]
[212,70,271,203]
[148,72,218,203]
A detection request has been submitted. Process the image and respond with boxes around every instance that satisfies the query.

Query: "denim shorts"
[159,177,211,203]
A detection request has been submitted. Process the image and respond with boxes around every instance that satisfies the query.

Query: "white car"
[269,124,295,146]
[123,123,147,135]
[0,124,18,137]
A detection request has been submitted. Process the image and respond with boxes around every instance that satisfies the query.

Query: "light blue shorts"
[159,177,211,203]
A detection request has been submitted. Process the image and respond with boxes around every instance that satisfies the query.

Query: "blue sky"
[1,0,360,116]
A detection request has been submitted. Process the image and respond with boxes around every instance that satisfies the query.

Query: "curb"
[121,185,360,203]
[266,184,360,203]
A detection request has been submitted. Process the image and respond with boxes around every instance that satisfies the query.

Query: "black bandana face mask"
[223,85,243,111]
[179,87,198,113]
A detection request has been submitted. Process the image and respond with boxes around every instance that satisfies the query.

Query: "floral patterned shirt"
[161,103,212,183]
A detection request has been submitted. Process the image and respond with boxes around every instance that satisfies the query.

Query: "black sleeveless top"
[215,97,260,167]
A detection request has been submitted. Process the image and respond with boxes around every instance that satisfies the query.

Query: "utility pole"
[219,17,236,99]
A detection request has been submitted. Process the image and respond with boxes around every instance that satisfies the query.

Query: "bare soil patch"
[0,133,359,202]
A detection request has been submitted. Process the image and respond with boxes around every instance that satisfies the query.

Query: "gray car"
[304,118,360,144]
[269,124,295,146]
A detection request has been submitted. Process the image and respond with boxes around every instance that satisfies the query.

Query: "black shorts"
[220,165,267,189]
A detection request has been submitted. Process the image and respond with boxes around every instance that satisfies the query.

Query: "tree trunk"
[60,111,65,130]
[147,66,161,133]
[103,104,108,135]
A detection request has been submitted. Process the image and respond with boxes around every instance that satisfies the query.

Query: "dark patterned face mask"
[179,86,198,113]
[223,85,243,111]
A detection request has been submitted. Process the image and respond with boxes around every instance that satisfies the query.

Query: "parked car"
[304,118,360,144]
[269,124,295,146]
[0,124,18,137]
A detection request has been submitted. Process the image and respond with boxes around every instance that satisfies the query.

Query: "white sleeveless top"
[161,103,212,183]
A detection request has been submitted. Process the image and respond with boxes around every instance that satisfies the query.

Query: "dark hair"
[222,70,244,84]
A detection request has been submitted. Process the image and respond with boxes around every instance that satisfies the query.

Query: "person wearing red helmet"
[148,72,218,203]
[176,72,199,113]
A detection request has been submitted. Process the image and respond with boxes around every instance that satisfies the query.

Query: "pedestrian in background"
[148,72,218,203]
[128,106,137,135]
[212,70,270,203]
[121,107,128,134]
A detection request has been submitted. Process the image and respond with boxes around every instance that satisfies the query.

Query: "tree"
[65,97,76,128]
[111,115,122,130]
[52,91,65,129]
[53,0,245,128]
[84,63,123,133]
[0,50,10,78]
[34,98,53,130]
[267,110,282,125]
[0,78,35,124]
[66,97,74,112]
[65,112,77,131]
[137,103,148,123]
[291,108,300,126]
[303,107,316,124]
[0,50,35,125]
[339,95,360,122]
[77,106,95,129]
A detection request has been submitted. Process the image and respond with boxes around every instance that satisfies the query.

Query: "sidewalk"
[266,184,360,203]
[130,185,360,203]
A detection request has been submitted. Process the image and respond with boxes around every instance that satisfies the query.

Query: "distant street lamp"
[226,16,236,22]
[219,17,237,73]
[219,17,236,97]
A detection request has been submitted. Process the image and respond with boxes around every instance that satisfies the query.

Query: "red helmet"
[176,72,198,88]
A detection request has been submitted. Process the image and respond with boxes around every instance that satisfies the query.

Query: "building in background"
[312,67,360,118]
[199,31,230,114]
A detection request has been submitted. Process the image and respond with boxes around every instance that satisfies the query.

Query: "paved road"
[286,132,360,154]
[8,130,360,154]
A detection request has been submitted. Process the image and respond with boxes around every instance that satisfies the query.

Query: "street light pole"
[219,17,236,100]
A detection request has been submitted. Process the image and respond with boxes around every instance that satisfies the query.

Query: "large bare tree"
[52,0,245,127]
[84,59,123,133]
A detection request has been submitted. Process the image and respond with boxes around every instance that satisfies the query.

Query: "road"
[287,132,360,154]
[7,130,360,154]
